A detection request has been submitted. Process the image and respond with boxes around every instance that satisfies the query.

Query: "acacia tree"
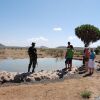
[75,24,100,47]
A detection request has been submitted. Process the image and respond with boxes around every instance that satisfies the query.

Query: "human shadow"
[78,65,87,74]
[83,73,93,77]
[57,68,68,79]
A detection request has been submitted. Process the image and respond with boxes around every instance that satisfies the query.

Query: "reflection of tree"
[55,57,59,62]
[55,57,64,62]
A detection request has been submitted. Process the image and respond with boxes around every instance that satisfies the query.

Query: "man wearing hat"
[28,42,37,73]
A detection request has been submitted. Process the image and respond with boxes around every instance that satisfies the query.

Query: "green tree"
[75,24,100,47]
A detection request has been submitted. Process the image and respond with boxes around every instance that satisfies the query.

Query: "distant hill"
[74,47,84,50]
[38,46,48,49]
[0,43,5,48]
[56,46,66,49]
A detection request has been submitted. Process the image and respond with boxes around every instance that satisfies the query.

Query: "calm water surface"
[0,58,82,72]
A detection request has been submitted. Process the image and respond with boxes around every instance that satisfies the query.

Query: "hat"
[68,42,70,45]
[31,42,35,45]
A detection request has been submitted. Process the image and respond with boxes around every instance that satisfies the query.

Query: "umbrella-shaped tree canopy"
[75,24,100,47]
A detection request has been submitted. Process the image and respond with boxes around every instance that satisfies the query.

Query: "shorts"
[65,58,72,64]
[88,59,95,68]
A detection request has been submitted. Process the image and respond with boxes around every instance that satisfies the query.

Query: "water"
[0,58,82,72]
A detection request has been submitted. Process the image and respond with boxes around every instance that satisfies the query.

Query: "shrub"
[74,51,82,57]
[95,46,100,55]
[80,90,91,99]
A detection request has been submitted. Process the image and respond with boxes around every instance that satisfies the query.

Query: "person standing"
[84,48,90,71]
[82,49,86,66]
[28,42,37,73]
[65,42,74,71]
[88,48,96,75]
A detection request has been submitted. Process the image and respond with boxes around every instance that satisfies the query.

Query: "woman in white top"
[88,48,96,75]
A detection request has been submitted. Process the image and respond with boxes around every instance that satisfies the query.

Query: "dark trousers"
[28,58,37,73]
[83,56,85,65]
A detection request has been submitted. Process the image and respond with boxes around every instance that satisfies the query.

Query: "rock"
[97,60,100,63]
[95,60,100,63]
[72,66,78,72]
[0,71,18,83]
[26,76,35,82]
[0,66,78,83]
[78,65,86,71]
[14,72,31,83]
[34,77,41,81]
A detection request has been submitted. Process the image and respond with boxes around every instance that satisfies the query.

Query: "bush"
[80,90,91,99]
[74,51,82,57]
[95,46,100,55]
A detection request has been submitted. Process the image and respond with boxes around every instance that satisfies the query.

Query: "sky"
[0,0,100,48]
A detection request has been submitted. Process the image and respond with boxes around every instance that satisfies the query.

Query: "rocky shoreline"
[0,67,78,85]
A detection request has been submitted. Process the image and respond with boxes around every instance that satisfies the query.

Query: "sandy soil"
[95,55,100,61]
[0,72,100,100]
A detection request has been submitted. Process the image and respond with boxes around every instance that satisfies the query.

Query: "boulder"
[0,66,78,83]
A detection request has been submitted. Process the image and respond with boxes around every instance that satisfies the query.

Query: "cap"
[31,42,35,45]
[68,42,70,45]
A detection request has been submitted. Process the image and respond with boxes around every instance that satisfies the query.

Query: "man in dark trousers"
[28,42,37,73]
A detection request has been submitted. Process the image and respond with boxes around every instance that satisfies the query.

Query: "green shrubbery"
[39,48,85,57]
[45,48,64,57]
[80,90,91,99]
[74,51,82,57]
[95,46,100,55]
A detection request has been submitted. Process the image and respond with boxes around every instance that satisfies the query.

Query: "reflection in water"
[0,58,82,72]
[55,57,64,62]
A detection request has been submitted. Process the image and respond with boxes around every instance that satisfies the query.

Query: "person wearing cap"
[65,42,74,71]
[28,42,37,73]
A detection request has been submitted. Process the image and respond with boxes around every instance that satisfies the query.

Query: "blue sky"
[0,0,100,47]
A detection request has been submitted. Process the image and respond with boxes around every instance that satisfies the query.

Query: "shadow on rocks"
[57,68,68,79]
[83,73,93,77]
[78,65,87,74]
[14,72,31,83]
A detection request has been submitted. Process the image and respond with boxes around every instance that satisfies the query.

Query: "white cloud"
[27,37,49,46]
[27,37,48,42]
[67,35,100,47]
[53,27,62,31]
[0,37,49,47]
[90,40,100,47]
[65,35,84,47]
[67,36,77,40]
[0,40,27,47]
